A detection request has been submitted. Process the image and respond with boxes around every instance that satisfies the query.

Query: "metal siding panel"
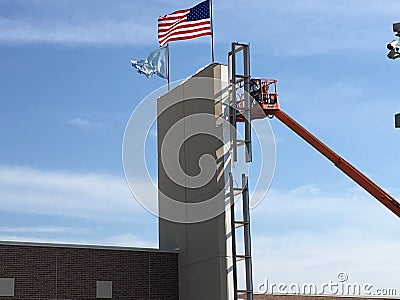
[96,281,112,299]
[0,278,14,296]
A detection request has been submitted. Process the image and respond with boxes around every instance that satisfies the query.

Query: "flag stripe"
[160,30,211,46]
[158,1,211,46]
[158,12,190,24]
[158,20,210,36]
[158,23,211,44]
[158,19,189,37]
[159,27,211,44]
[160,31,212,46]
[158,24,212,46]
[158,23,211,40]
[159,9,189,19]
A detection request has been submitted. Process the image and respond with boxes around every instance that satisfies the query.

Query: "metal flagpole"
[167,43,170,91]
[209,0,215,63]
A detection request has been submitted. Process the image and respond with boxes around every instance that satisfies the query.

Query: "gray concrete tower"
[157,63,234,300]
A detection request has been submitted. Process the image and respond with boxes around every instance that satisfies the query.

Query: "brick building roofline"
[0,240,179,253]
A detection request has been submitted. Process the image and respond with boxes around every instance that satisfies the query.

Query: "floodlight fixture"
[387,40,399,50]
[393,22,400,36]
[387,22,400,59]
[387,48,400,60]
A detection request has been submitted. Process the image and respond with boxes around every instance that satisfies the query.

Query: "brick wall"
[0,242,178,300]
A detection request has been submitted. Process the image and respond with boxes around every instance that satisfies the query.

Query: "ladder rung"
[234,221,249,228]
[232,189,248,193]
[236,139,251,144]
[232,78,244,84]
[236,256,245,261]
[234,220,250,224]
[236,140,245,146]
[237,290,253,293]
[225,190,242,198]
[235,255,251,261]
[229,191,247,197]
[229,43,248,54]
[235,74,250,79]
[225,191,242,198]
[235,108,251,112]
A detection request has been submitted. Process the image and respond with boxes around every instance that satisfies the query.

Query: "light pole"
[387,22,400,60]
[388,24,400,129]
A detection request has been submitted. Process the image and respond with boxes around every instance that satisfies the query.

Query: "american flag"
[158,1,212,46]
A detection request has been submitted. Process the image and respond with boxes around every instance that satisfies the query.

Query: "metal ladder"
[228,42,252,163]
[228,42,254,300]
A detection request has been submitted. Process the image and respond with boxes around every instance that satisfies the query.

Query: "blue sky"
[1,0,400,295]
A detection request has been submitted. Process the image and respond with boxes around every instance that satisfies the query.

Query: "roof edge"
[0,240,179,253]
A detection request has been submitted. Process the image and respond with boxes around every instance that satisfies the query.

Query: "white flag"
[131,46,168,79]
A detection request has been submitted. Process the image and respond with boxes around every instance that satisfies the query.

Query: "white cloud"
[0,232,156,249]
[0,165,156,221]
[1,164,399,288]
[252,231,400,296]
[252,184,400,228]
[216,0,400,56]
[1,0,399,50]
[0,0,182,45]
[0,16,155,45]
[0,226,70,233]
[68,118,93,128]
[248,184,400,295]
[106,233,157,248]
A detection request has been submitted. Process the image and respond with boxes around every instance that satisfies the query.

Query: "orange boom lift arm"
[241,78,400,218]
[275,110,400,218]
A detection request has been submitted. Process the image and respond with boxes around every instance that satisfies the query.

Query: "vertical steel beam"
[230,43,238,162]
[242,174,253,300]
[230,173,238,300]
[243,46,252,162]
